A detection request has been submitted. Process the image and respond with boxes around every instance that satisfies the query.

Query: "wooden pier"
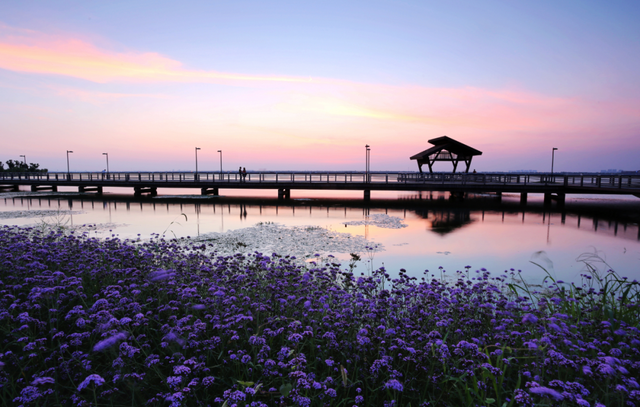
[1,171,639,202]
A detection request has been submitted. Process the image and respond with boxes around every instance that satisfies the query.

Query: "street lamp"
[102,153,109,178]
[195,147,201,179]
[19,155,26,167]
[66,150,73,179]
[217,150,222,175]
[551,147,558,174]
[365,145,371,182]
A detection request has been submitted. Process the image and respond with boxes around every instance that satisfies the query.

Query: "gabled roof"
[410,136,482,160]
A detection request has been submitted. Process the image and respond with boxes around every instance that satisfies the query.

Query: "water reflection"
[414,208,474,235]
[1,192,639,283]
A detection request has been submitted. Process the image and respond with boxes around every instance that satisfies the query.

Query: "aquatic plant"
[0,225,639,406]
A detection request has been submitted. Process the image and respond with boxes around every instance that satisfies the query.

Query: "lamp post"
[365,144,371,183]
[217,150,222,176]
[66,150,73,180]
[195,147,201,180]
[19,155,26,167]
[551,147,558,175]
[102,153,109,179]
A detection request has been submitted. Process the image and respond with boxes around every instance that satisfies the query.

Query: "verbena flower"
[384,379,403,392]
[77,374,106,391]
[529,386,564,401]
[93,331,128,352]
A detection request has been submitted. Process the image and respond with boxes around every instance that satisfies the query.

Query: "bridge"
[1,171,639,203]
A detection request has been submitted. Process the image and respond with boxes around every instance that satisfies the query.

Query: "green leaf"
[237,381,254,387]
[279,383,293,397]
[485,398,496,404]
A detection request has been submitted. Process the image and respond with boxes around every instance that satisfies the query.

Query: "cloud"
[47,86,167,103]
[2,23,639,171]
[0,24,311,84]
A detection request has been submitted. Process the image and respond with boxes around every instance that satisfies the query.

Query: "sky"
[1,0,639,173]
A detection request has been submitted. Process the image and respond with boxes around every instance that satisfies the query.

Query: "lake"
[1,187,639,286]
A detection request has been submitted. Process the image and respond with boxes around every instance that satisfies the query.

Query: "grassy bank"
[0,225,639,406]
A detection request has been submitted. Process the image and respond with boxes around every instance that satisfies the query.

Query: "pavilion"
[410,136,482,173]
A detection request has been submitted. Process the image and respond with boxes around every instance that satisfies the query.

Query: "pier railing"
[1,171,640,192]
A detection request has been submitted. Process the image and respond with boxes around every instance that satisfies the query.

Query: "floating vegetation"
[191,222,383,261]
[343,213,408,229]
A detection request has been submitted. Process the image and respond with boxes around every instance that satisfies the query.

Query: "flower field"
[1,225,639,406]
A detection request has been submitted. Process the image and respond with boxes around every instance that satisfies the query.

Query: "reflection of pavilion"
[414,208,474,235]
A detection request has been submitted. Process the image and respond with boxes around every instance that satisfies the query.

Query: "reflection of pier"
[414,208,473,235]
[2,171,640,201]
[3,194,638,241]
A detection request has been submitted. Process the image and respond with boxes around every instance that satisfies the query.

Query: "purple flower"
[522,313,538,324]
[77,374,106,391]
[32,377,55,386]
[325,388,337,397]
[384,379,403,392]
[167,376,182,386]
[163,332,186,347]
[173,365,191,375]
[14,386,42,404]
[529,386,564,401]
[93,331,128,352]
[598,363,616,376]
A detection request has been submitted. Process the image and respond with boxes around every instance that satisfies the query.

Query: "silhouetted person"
[242,167,247,181]
[238,167,243,182]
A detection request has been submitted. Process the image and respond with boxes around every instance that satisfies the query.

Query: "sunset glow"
[1,2,639,173]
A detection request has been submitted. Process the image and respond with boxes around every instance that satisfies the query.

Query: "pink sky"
[1,2,639,173]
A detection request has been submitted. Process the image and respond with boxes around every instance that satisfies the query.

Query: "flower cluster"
[0,225,639,406]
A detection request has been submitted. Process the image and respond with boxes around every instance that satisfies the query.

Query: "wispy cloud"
[48,86,167,103]
[0,25,311,84]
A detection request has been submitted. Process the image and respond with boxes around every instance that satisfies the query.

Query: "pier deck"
[1,171,639,201]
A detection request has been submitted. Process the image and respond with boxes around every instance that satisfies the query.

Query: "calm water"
[2,187,639,285]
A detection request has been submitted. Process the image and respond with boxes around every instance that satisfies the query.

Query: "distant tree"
[0,159,47,173]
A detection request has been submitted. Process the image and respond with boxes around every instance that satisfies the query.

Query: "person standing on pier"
[242,167,247,181]
[238,167,243,182]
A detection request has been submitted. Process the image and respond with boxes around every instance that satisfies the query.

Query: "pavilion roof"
[410,136,482,160]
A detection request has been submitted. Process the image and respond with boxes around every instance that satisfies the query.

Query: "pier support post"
[520,192,527,205]
[134,186,157,196]
[201,187,219,195]
[278,188,290,200]
[557,193,565,206]
[364,189,371,200]
[30,185,58,192]
[78,186,103,194]
[544,192,564,206]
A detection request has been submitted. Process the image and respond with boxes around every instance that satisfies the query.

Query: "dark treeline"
[0,159,47,173]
